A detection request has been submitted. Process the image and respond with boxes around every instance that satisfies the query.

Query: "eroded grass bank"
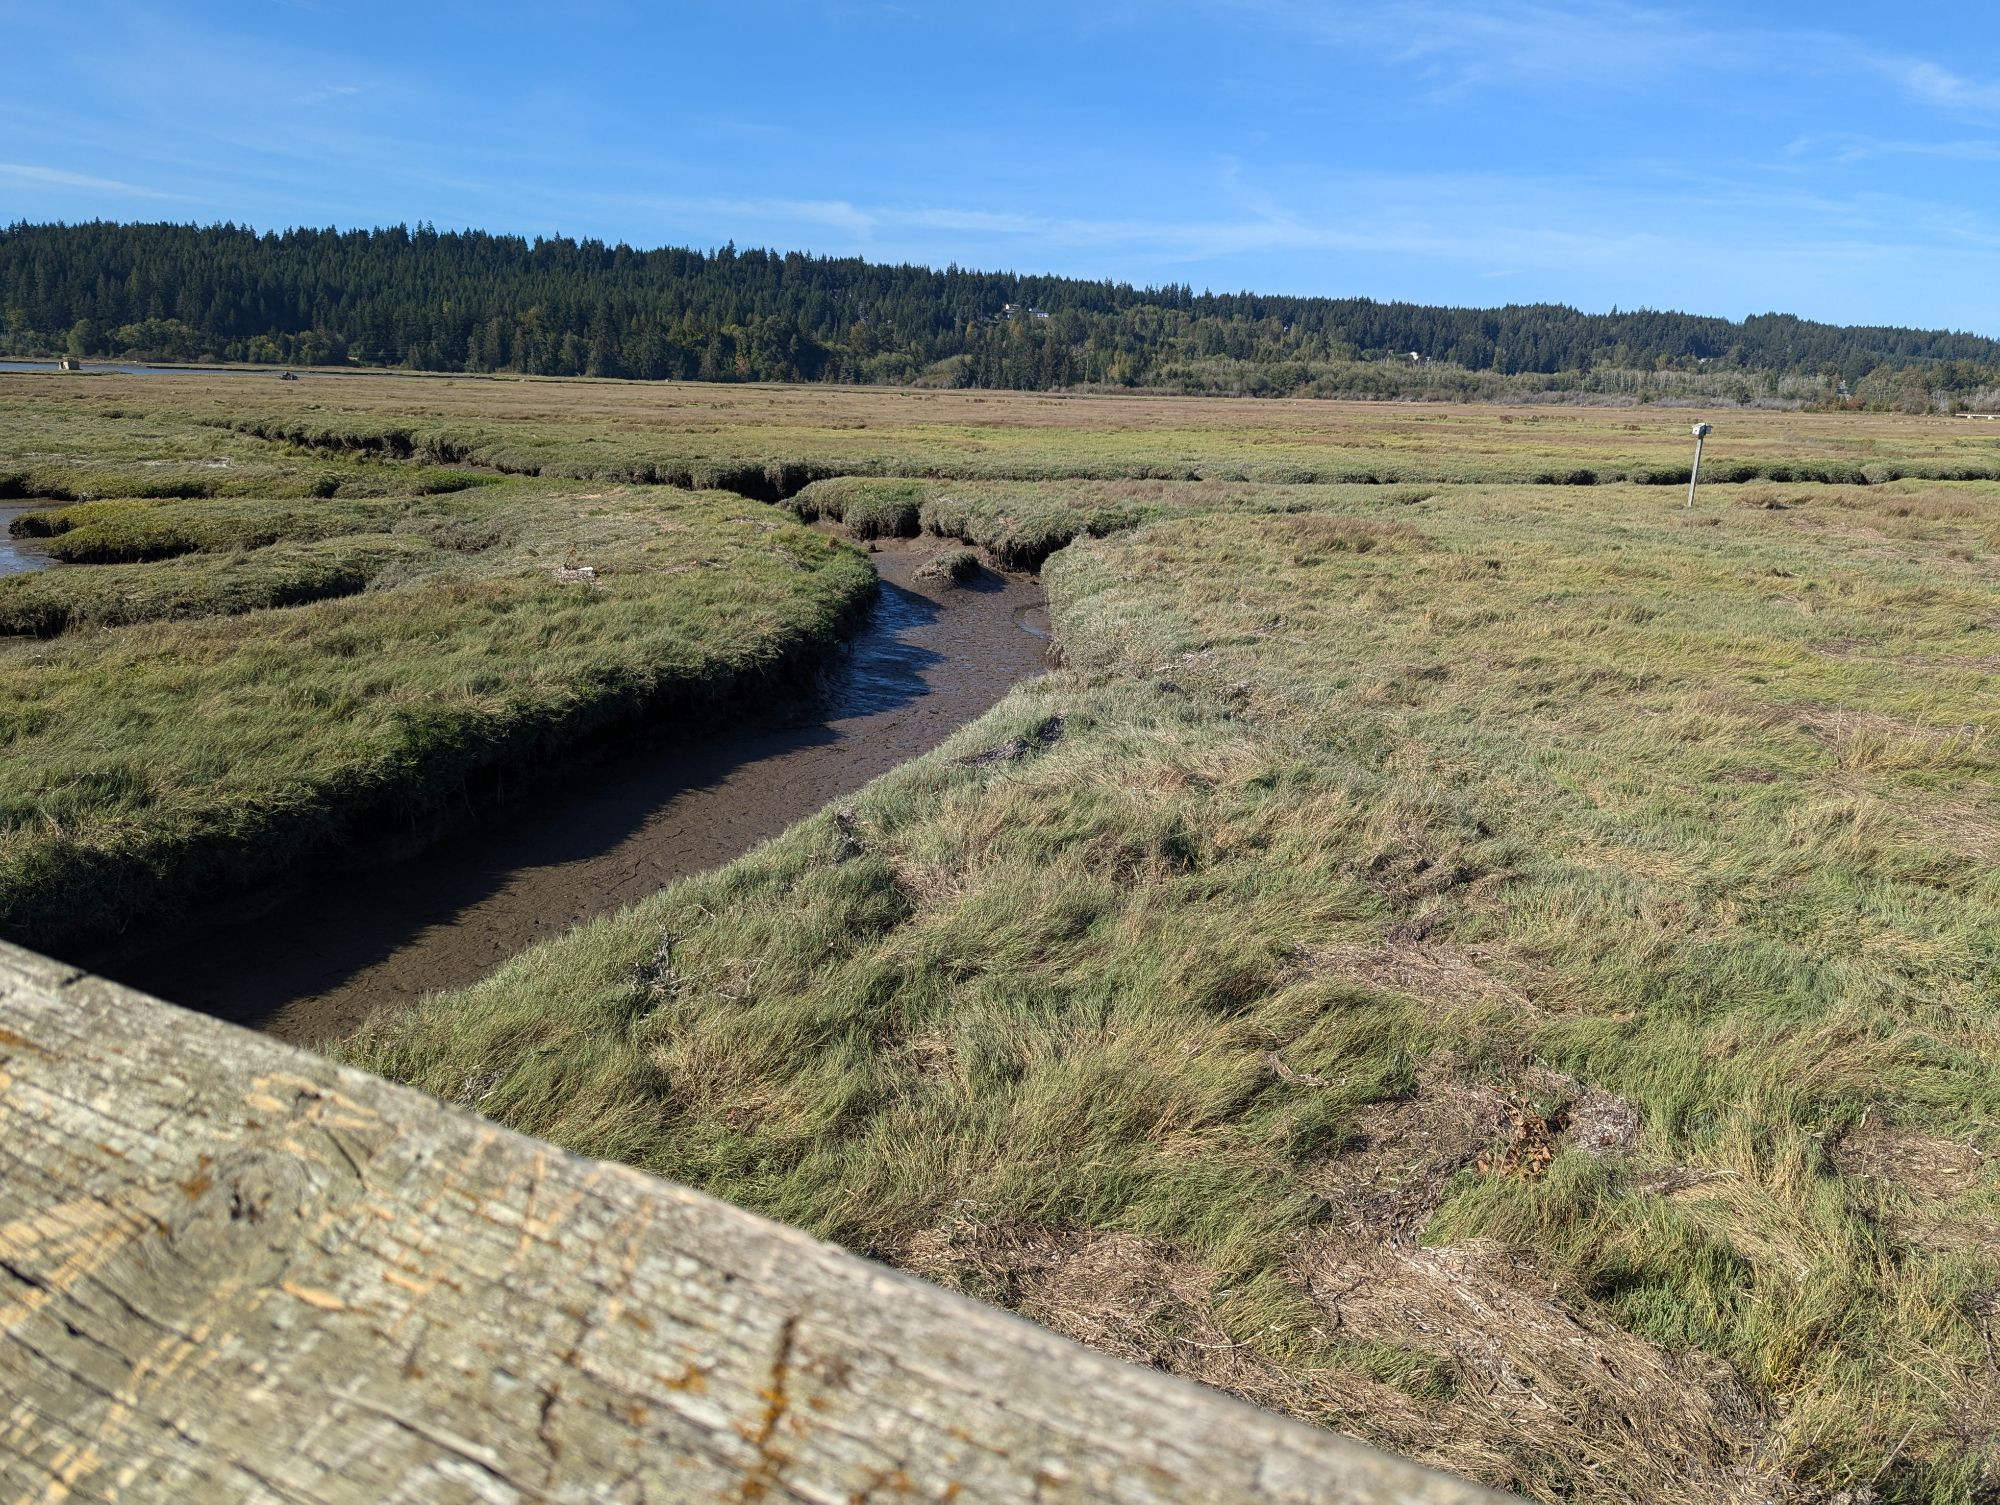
[0,400,875,953]
[348,479,2000,1503]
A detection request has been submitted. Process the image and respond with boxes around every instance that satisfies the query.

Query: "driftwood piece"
[0,941,1515,1504]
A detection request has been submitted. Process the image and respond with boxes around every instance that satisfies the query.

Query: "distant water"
[0,505,55,578]
[0,360,187,376]
[0,359,486,381]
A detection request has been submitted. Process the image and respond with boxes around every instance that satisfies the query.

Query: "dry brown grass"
[1830,1122,1986,1198]
[17,370,2000,486]
[907,1075,1769,1502]
[1291,1238,1778,1502]
[1288,941,1547,1018]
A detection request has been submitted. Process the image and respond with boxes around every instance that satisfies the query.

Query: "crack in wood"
[736,1313,801,1502]
[345,1394,553,1501]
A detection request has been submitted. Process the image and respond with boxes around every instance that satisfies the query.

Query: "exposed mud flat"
[101,539,1049,1044]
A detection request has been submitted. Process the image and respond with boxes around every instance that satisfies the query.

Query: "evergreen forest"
[7,220,2000,409]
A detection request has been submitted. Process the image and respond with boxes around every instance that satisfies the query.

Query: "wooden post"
[1685,423,1711,508]
[0,942,1516,1504]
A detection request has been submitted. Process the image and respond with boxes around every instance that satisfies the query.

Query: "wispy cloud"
[1206,0,2000,128]
[900,208,1041,235]
[1788,132,2000,167]
[608,194,881,238]
[1866,55,2000,119]
[1207,0,1714,91]
[603,164,1675,278]
[291,82,368,106]
[0,161,182,199]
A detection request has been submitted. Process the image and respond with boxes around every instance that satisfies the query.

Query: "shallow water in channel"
[96,540,1050,1043]
[0,505,55,577]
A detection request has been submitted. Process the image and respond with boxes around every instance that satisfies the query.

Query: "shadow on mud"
[98,543,1047,1043]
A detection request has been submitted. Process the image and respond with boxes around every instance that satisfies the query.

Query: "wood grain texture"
[0,941,1517,1504]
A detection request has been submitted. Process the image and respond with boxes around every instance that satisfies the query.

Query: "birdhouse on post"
[1686,423,1712,507]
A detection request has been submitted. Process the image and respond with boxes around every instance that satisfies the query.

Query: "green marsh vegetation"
[11,372,2000,1500]
[912,547,981,585]
[351,472,2000,1500]
[0,534,434,635]
[789,474,1422,569]
[0,386,876,953]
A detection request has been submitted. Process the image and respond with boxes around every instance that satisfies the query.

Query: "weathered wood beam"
[0,941,1517,1504]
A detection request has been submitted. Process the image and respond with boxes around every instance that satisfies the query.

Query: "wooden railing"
[0,941,1516,1503]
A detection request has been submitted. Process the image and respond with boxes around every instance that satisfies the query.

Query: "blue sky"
[7,2,2000,331]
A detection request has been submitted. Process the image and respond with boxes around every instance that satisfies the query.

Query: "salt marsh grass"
[10,371,2000,1500]
[354,470,2000,1502]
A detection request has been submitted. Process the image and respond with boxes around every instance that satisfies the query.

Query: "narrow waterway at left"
[93,539,1051,1044]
